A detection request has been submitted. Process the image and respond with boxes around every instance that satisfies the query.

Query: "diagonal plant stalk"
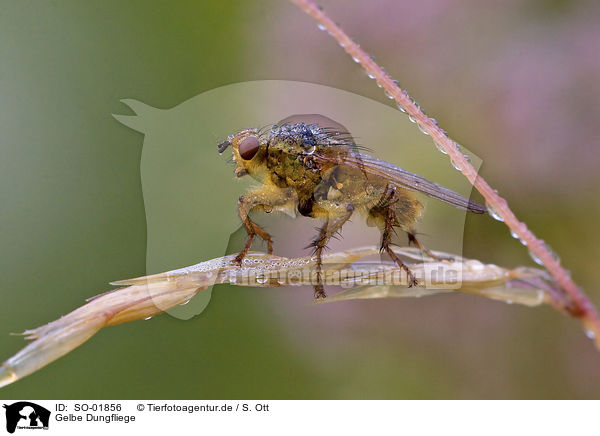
[289,0,600,346]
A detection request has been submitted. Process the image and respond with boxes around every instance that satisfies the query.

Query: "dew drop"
[352,56,360,63]
[506,300,513,305]
[586,329,596,340]
[397,104,406,113]
[180,299,191,306]
[367,73,376,79]
[486,203,504,222]
[305,145,316,155]
[408,115,417,123]
[451,159,461,171]
[256,274,268,284]
[434,142,448,155]
[417,123,429,135]
[463,154,471,162]
[144,316,153,321]
[376,81,383,88]
[528,249,544,266]
[384,91,394,99]
[510,230,519,239]
[317,23,326,31]
[542,242,560,263]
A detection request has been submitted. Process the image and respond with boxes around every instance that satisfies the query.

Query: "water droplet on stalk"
[317,23,326,31]
[486,203,504,221]
[434,142,448,155]
[528,249,544,266]
[417,123,429,135]
[543,242,560,263]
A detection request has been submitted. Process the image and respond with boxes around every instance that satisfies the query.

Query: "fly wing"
[314,151,486,214]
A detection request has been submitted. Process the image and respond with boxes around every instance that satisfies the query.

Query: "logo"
[3,402,50,433]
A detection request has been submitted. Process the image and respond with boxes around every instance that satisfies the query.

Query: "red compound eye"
[239,136,260,160]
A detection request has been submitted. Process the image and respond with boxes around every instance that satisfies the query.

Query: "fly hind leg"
[407,230,454,262]
[377,189,419,287]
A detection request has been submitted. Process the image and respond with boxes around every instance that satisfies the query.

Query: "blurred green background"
[1,0,599,399]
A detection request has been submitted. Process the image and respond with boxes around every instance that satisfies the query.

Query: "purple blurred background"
[238,0,600,398]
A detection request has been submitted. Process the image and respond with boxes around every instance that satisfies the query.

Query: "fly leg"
[234,196,273,265]
[234,187,295,265]
[309,203,354,300]
[377,188,419,287]
[407,230,454,262]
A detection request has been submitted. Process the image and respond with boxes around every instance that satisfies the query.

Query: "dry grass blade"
[1,247,559,388]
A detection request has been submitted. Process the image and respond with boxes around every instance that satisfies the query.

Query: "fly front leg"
[234,197,271,265]
[234,186,295,265]
[308,202,354,300]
